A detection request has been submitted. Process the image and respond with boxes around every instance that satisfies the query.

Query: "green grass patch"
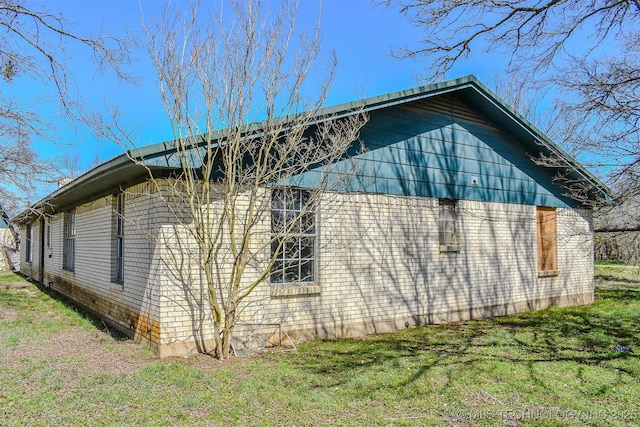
[0,271,28,284]
[1,266,639,426]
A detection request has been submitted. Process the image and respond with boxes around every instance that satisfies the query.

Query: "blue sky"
[19,0,505,186]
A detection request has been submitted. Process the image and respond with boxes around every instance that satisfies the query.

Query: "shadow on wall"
[159,221,216,356]
[297,122,594,339]
[344,193,535,333]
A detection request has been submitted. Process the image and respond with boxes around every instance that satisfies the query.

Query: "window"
[270,188,316,285]
[63,209,76,271]
[536,206,558,275]
[114,193,124,282]
[46,219,51,248]
[439,199,459,251]
[25,224,32,262]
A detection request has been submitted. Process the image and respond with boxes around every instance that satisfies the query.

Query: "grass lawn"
[1,265,639,426]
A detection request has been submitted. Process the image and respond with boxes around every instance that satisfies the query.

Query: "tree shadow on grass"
[595,274,640,285]
[285,284,640,391]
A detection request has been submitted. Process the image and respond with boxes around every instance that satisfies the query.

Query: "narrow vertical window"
[536,206,558,275]
[270,188,316,285]
[46,219,51,248]
[63,209,76,271]
[114,193,124,283]
[439,199,459,251]
[25,224,32,262]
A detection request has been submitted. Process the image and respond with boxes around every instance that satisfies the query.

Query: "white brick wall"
[20,182,164,350]
[155,187,594,354]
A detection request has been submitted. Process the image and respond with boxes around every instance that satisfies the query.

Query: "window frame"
[46,219,51,249]
[269,187,317,286]
[113,193,125,284]
[63,209,76,271]
[438,199,460,252]
[25,224,32,263]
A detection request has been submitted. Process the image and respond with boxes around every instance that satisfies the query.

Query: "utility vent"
[400,93,496,129]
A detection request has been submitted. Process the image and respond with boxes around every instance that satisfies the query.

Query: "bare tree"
[0,0,132,217]
[130,0,366,358]
[383,1,636,79]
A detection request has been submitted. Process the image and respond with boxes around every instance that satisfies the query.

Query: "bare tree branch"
[384,0,635,79]
[0,0,133,218]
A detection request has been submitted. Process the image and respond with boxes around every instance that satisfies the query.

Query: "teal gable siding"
[291,98,577,208]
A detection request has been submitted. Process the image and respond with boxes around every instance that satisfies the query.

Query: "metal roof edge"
[12,153,136,224]
[128,76,483,160]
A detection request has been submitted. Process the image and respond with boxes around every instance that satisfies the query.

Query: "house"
[14,76,611,357]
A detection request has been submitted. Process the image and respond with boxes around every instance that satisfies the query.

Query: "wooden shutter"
[536,206,557,272]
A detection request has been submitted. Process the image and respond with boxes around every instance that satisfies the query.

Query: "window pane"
[69,211,76,237]
[116,255,124,282]
[25,225,32,262]
[300,237,314,258]
[302,212,315,234]
[272,209,285,233]
[270,260,285,283]
[64,210,76,270]
[283,261,299,282]
[299,260,314,282]
[293,189,303,211]
[439,230,454,245]
[285,210,298,232]
[438,200,457,246]
[271,240,283,260]
[284,238,300,259]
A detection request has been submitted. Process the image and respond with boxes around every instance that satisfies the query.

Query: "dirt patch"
[0,325,155,377]
[0,278,250,376]
[0,307,17,322]
[0,281,33,290]
[0,282,30,322]
[1,279,157,377]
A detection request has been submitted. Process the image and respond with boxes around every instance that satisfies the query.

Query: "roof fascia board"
[47,154,133,200]
[12,153,141,224]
